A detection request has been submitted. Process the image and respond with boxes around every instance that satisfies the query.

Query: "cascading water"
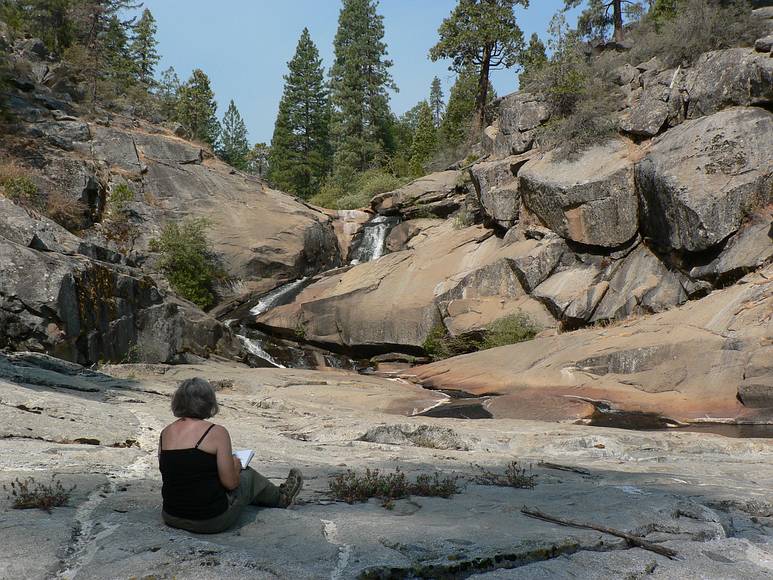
[237,334,286,368]
[349,215,401,264]
[234,216,400,369]
[250,277,311,316]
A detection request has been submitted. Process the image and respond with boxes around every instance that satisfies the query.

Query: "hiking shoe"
[278,468,303,508]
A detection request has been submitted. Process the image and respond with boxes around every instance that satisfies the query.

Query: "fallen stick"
[537,462,592,476]
[521,507,679,560]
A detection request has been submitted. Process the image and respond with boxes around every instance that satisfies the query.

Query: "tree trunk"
[612,0,624,42]
[476,45,492,133]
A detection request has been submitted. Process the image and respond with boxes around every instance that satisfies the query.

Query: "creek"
[228,216,771,440]
[232,213,400,371]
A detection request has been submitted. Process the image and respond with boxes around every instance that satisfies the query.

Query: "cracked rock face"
[469,156,526,230]
[684,48,773,120]
[591,244,688,322]
[0,200,241,365]
[520,140,638,248]
[87,123,343,292]
[371,170,466,220]
[637,107,773,253]
[483,92,550,157]
[412,263,773,423]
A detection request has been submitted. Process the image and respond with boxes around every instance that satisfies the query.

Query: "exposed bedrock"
[0,202,241,365]
[371,170,467,219]
[410,264,773,423]
[481,92,550,157]
[636,107,773,253]
[519,140,639,248]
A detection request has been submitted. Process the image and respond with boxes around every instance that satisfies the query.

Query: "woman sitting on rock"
[158,377,303,533]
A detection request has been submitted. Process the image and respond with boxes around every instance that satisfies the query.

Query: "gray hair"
[171,377,219,419]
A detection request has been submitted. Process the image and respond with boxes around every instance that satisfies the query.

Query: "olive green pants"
[162,467,281,534]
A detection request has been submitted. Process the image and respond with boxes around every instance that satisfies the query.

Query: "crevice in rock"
[358,538,635,579]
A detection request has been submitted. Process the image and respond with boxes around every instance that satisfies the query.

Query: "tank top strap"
[194,424,216,449]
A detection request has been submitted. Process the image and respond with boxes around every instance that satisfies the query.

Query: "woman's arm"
[213,425,241,490]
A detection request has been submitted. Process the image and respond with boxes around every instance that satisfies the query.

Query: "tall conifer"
[219,100,250,170]
[268,28,331,198]
[329,0,396,176]
[430,0,527,131]
[130,8,159,85]
[440,66,495,149]
[429,76,445,128]
[409,101,437,175]
[176,69,220,146]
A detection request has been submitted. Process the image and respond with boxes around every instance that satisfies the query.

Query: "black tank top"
[159,424,229,520]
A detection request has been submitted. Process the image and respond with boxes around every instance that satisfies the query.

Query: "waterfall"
[237,334,286,368]
[349,215,400,264]
[250,277,310,316]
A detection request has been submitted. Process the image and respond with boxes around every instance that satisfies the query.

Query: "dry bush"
[472,461,537,489]
[3,476,76,512]
[46,190,87,231]
[627,0,766,67]
[329,467,460,508]
[0,160,41,207]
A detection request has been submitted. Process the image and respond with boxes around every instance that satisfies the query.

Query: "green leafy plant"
[149,218,224,309]
[293,320,308,340]
[4,476,76,512]
[311,168,405,210]
[472,461,537,489]
[122,343,145,364]
[481,312,540,349]
[423,313,539,360]
[329,467,460,508]
[106,183,134,214]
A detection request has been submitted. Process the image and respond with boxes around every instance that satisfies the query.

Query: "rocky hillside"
[251,11,773,423]
[0,32,345,365]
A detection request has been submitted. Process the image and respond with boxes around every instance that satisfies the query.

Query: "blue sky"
[141,0,582,145]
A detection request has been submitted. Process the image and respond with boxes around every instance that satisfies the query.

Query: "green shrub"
[3,476,76,512]
[329,467,460,508]
[452,208,475,230]
[310,168,405,210]
[627,0,765,68]
[149,218,223,309]
[524,0,762,159]
[106,183,134,214]
[481,313,540,349]
[423,313,540,361]
[472,461,537,489]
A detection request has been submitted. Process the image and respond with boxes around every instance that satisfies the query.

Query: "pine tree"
[65,0,140,104]
[246,143,270,177]
[329,0,396,176]
[409,101,437,175]
[440,66,495,149]
[564,0,633,42]
[102,14,135,90]
[268,28,331,198]
[129,7,159,86]
[11,0,76,54]
[429,76,445,128]
[430,0,528,131]
[218,100,250,170]
[176,69,220,146]
[519,33,547,88]
[156,66,180,120]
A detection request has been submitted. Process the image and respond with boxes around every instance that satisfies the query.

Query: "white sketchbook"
[233,449,254,469]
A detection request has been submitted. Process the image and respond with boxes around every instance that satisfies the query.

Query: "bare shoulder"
[209,423,231,441]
